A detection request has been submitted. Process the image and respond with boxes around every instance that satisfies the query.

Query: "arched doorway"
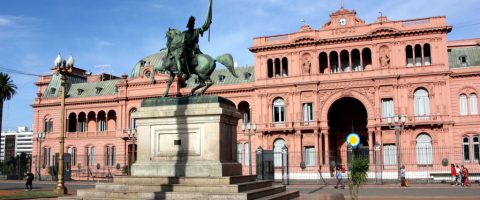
[327,97,368,165]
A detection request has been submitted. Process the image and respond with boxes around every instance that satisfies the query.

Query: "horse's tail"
[216,54,238,78]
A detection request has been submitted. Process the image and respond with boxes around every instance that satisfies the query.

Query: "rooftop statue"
[152,0,238,97]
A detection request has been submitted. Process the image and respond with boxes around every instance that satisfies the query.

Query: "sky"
[0,0,479,131]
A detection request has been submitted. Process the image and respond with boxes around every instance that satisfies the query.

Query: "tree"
[0,72,17,151]
[348,157,369,200]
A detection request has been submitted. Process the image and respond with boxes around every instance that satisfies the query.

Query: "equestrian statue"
[151,0,238,97]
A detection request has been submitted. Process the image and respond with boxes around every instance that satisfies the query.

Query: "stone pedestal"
[131,96,242,177]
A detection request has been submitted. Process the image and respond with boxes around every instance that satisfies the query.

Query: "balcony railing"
[66,131,120,138]
[379,114,450,126]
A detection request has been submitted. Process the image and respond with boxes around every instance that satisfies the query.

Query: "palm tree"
[0,73,17,151]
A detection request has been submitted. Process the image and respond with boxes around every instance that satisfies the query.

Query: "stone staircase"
[61,175,299,200]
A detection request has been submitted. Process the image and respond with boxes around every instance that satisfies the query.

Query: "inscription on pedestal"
[153,127,201,158]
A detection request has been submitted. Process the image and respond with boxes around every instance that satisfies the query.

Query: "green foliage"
[348,157,369,200]
[0,72,17,101]
[0,158,16,175]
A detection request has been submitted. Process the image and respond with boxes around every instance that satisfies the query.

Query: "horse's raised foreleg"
[190,79,205,96]
[163,73,176,97]
[197,79,213,96]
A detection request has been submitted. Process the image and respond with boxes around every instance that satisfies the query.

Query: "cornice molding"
[249,26,452,53]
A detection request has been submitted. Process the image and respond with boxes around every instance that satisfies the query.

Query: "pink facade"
[32,8,480,179]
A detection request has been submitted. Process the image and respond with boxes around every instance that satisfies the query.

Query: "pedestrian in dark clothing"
[25,171,34,191]
[400,165,407,187]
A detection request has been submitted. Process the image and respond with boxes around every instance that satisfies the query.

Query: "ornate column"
[368,130,374,164]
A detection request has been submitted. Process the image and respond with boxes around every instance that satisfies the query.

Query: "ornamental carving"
[379,45,391,68]
[302,53,312,75]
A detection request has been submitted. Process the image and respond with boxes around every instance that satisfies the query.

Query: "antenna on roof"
[94,65,112,80]
[301,19,307,26]
[341,0,345,9]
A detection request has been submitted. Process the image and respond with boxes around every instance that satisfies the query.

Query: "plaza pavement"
[0,180,479,199]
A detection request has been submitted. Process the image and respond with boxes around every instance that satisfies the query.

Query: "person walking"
[450,164,457,186]
[334,166,344,189]
[400,165,407,187]
[463,167,471,187]
[455,165,461,186]
[25,171,34,191]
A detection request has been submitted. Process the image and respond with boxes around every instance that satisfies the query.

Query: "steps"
[61,175,299,200]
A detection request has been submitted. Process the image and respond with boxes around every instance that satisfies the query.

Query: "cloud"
[97,41,115,47]
[0,16,13,26]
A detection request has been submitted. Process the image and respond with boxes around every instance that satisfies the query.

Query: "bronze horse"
[151,28,238,97]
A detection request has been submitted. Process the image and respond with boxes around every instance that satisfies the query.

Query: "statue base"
[131,96,241,177]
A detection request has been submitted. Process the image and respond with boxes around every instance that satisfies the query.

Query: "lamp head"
[55,54,62,67]
[66,55,74,68]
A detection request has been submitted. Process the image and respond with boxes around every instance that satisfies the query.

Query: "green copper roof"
[67,79,120,98]
[185,66,254,87]
[131,50,167,78]
[42,74,87,98]
[42,74,120,98]
[449,46,480,69]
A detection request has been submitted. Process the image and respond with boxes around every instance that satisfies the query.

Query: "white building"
[0,127,33,160]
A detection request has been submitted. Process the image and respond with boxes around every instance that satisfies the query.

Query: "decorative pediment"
[291,36,316,43]
[368,27,398,35]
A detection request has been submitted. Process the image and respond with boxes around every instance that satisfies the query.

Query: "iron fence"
[248,147,480,184]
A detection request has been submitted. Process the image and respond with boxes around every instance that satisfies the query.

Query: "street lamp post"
[387,114,406,182]
[241,121,256,175]
[127,128,136,176]
[35,132,46,181]
[54,54,74,195]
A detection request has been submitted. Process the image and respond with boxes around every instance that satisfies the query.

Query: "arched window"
[86,146,96,166]
[474,136,479,161]
[68,113,77,132]
[273,98,285,123]
[238,101,251,124]
[362,48,372,70]
[274,58,281,78]
[237,143,243,164]
[406,45,414,67]
[463,137,470,162]
[351,49,361,71]
[129,108,137,129]
[44,119,49,133]
[107,110,117,131]
[98,111,106,132]
[274,139,286,167]
[44,117,53,133]
[67,147,77,166]
[340,50,350,72]
[414,89,430,119]
[416,133,432,165]
[330,51,339,73]
[459,94,468,115]
[105,145,116,166]
[424,44,431,66]
[319,52,328,74]
[78,112,86,132]
[267,59,273,78]
[282,57,288,77]
[470,93,478,115]
[415,44,423,66]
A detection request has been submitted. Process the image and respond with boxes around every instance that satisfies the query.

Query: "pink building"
[32,8,480,180]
